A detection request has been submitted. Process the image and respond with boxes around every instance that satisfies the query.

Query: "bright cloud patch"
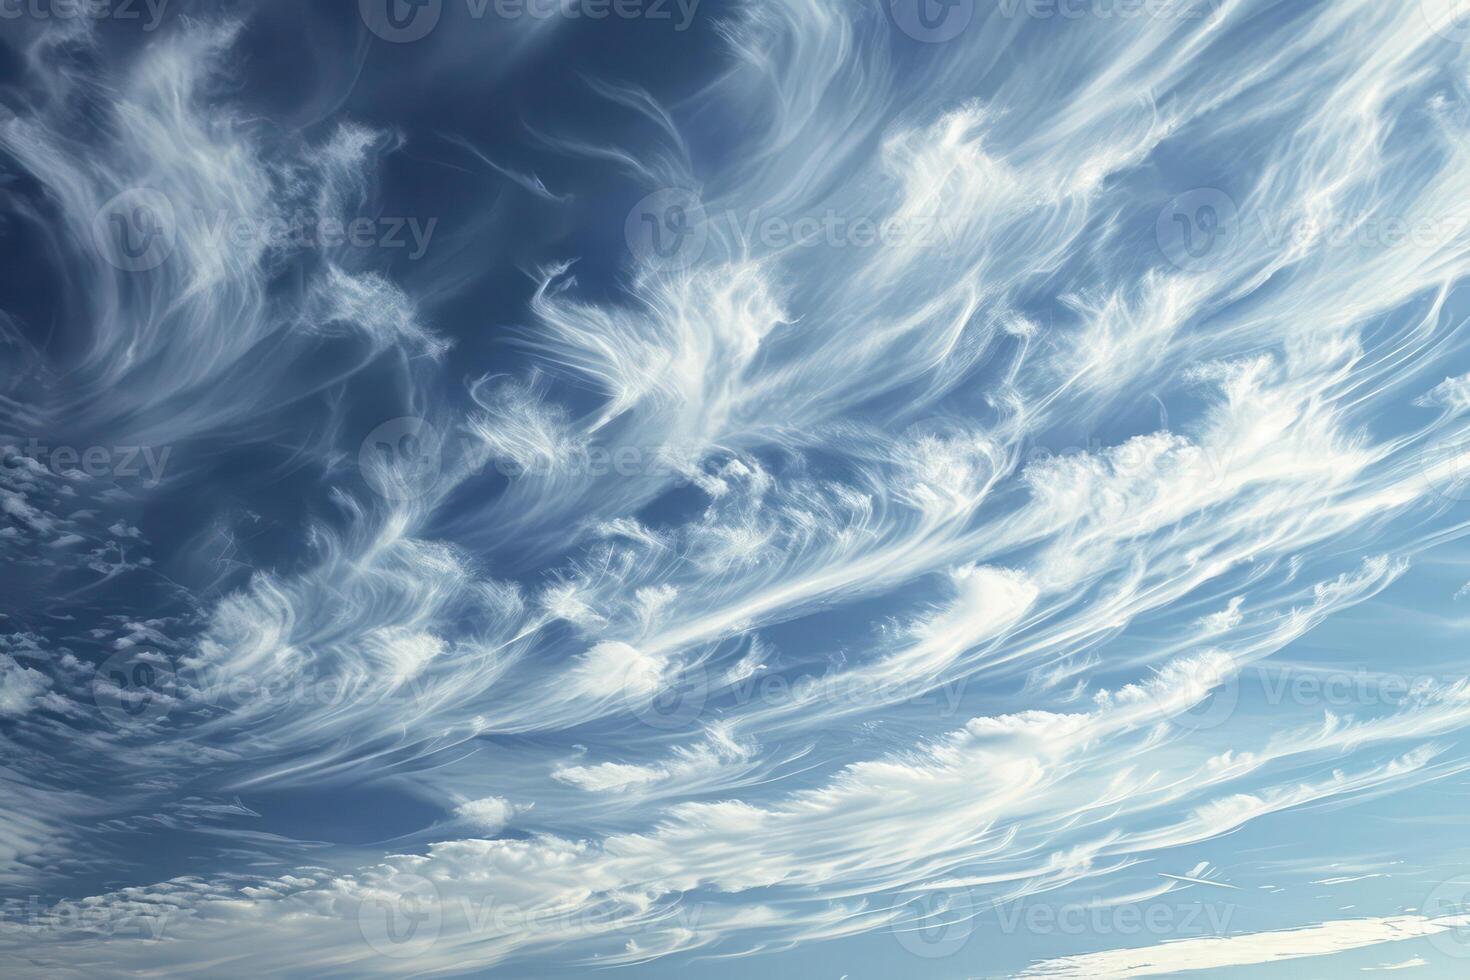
[3,3,1470,979]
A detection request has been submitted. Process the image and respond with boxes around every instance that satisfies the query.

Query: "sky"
[6,0,1470,977]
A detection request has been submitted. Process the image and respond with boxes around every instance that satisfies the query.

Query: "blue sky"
[6,0,1470,976]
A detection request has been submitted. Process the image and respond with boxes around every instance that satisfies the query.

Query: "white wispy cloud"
[1022,914,1463,977]
[4,0,1470,976]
